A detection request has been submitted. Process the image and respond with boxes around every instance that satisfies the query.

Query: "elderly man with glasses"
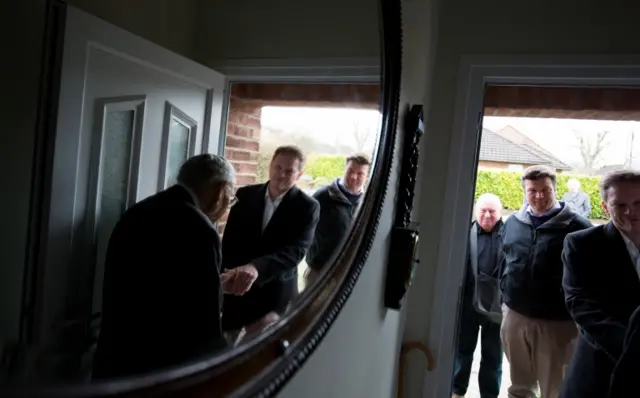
[93,154,237,380]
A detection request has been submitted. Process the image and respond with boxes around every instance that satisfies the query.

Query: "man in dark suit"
[221,145,320,338]
[561,170,640,398]
[92,154,237,380]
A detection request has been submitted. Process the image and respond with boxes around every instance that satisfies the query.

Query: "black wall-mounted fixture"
[384,104,424,310]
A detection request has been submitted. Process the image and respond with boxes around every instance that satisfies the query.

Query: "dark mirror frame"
[5,0,402,396]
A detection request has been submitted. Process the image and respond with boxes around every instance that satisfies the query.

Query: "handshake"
[222,264,259,296]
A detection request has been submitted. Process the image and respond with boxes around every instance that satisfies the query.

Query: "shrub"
[256,152,271,182]
[475,169,607,220]
[305,154,345,181]
[259,153,608,220]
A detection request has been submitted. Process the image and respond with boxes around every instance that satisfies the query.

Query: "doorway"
[220,82,381,290]
[419,56,640,398]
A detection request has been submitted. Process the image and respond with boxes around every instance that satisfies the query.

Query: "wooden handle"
[397,341,436,398]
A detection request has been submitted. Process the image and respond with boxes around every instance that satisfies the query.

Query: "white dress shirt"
[262,187,286,231]
[620,231,640,279]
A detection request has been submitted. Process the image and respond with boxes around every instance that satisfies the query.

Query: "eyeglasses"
[228,196,239,208]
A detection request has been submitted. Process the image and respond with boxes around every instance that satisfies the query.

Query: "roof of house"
[595,164,626,175]
[480,128,572,170]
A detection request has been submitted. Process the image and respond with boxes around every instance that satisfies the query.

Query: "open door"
[34,6,227,380]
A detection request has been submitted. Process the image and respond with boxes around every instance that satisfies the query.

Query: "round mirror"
[2,0,401,396]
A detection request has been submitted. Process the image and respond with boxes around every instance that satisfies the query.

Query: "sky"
[258,107,638,170]
[260,106,381,153]
[483,116,640,169]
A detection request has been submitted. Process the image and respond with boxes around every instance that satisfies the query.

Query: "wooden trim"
[484,85,640,120]
[396,341,435,398]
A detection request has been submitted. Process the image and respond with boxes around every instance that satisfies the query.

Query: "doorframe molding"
[211,57,382,156]
[20,0,67,346]
[211,57,381,82]
[420,54,640,398]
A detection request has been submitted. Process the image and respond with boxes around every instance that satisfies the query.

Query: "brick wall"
[478,160,511,170]
[484,85,640,120]
[478,160,538,170]
[225,96,261,186]
[219,97,262,233]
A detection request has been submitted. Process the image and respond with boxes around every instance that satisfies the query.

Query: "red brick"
[229,98,262,118]
[232,162,258,174]
[236,174,257,185]
[225,137,260,152]
[229,83,381,107]
[227,112,243,124]
[225,148,258,162]
[233,125,260,139]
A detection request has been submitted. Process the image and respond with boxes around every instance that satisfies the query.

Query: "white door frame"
[209,57,381,155]
[421,54,640,398]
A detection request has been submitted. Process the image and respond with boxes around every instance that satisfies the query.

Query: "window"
[89,96,145,310]
[159,102,198,189]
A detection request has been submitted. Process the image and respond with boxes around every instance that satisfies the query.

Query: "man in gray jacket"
[562,178,591,218]
[305,154,370,281]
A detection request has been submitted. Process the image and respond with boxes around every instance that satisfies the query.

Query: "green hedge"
[257,153,346,186]
[475,170,607,220]
[305,154,346,181]
[264,154,607,220]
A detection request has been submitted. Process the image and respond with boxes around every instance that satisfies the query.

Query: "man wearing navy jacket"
[500,165,591,398]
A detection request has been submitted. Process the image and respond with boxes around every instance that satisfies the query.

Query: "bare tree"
[350,118,375,152]
[626,131,636,168]
[573,130,610,174]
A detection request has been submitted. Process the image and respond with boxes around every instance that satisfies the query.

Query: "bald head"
[567,178,581,193]
[475,193,502,231]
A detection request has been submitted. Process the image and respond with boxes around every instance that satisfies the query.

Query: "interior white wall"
[193,0,380,64]
[68,0,200,59]
[278,147,403,397]
[404,1,640,397]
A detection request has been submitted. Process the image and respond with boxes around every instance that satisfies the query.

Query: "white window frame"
[416,54,640,398]
[157,101,199,190]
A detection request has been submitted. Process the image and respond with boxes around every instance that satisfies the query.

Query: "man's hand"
[222,264,259,296]
[221,271,236,294]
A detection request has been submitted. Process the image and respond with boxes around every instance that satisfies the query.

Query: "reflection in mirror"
[1,0,382,392]
[220,83,380,344]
